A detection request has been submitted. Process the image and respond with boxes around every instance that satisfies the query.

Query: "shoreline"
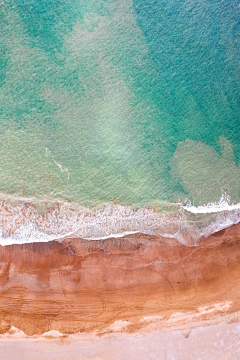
[0,198,239,246]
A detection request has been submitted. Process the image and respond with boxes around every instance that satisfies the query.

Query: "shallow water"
[0,0,239,244]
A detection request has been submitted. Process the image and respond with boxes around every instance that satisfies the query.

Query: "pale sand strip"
[0,319,240,360]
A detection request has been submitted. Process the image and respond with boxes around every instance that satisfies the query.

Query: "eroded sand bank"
[0,223,239,338]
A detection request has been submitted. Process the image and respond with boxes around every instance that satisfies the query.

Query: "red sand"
[0,223,240,336]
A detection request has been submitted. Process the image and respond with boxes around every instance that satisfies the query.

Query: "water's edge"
[0,194,239,246]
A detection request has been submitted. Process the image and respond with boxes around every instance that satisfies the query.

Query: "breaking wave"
[0,193,239,247]
[184,193,240,214]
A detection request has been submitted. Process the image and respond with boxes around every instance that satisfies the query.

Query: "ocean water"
[0,0,239,245]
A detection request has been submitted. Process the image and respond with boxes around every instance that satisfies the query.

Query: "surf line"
[183,193,240,214]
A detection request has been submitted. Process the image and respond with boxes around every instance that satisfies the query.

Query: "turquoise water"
[0,0,240,213]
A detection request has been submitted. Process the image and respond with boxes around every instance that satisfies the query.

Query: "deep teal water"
[0,0,239,208]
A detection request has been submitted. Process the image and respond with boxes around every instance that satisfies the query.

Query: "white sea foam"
[0,194,239,246]
[0,223,76,246]
[0,202,166,246]
[84,230,152,241]
[184,193,240,214]
[184,202,240,214]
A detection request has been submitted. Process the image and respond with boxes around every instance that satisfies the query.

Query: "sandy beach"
[0,223,239,338]
[0,317,240,359]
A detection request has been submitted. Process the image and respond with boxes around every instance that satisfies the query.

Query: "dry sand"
[1,319,240,360]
